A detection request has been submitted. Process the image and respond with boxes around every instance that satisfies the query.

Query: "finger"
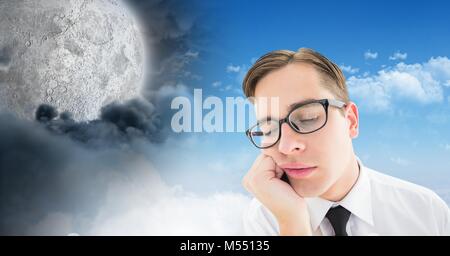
[244,154,263,180]
[243,153,266,193]
[247,153,269,180]
[249,153,266,172]
[254,155,277,181]
[257,155,276,171]
[245,154,277,193]
[242,177,253,194]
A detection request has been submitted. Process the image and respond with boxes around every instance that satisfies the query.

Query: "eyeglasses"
[245,99,346,149]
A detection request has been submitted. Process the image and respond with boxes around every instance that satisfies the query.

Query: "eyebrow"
[256,98,316,124]
[287,98,317,111]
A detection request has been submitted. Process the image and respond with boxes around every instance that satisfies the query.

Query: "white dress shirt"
[242,157,450,235]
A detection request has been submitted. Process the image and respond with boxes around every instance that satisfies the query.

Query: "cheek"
[310,122,346,159]
[308,127,334,150]
[320,125,352,168]
[322,115,348,141]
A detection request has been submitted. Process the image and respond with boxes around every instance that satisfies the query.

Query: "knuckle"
[241,176,248,188]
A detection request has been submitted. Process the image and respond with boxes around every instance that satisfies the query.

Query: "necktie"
[325,205,351,236]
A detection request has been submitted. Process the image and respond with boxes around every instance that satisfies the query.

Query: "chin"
[291,181,328,198]
[292,186,324,198]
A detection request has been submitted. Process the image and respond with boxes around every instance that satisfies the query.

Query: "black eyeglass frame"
[245,98,347,149]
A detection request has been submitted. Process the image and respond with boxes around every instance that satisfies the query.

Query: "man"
[241,48,450,236]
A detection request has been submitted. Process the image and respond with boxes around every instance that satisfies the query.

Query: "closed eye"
[300,117,318,122]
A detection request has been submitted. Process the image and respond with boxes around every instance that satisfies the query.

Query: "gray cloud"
[0,112,107,234]
[0,97,175,234]
[35,99,164,148]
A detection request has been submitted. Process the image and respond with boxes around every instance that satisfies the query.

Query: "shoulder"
[242,197,279,236]
[366,167,444,204]
[365,167,450,234]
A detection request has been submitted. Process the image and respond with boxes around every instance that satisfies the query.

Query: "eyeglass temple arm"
[248,131,274,137]
[328,99,346,108]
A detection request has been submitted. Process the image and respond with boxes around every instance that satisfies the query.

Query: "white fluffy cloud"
[26,151,252,235]
[89,173,251,235]
[29,160,250,235]
[220,84,233,92]
[389,51,408,61]
[220,62,250,94]
[364,50,378,60]
[340,65,359,74]
[212,81,222,88]
[347,57,450,111]
[390,157,411,166]
[226,64,241,73]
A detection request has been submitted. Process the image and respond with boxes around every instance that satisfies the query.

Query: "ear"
[345,102,359,139]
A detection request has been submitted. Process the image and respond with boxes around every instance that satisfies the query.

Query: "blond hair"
[242,48,349,103]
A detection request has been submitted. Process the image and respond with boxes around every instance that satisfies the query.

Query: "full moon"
[0,0,147,120]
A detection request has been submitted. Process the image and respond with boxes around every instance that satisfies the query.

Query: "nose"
[277,122,306,155]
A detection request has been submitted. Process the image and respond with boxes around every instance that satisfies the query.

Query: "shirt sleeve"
[242,197,279,236]
[430,191,450,235]
[437,198,450,235]
[442,209,450,236]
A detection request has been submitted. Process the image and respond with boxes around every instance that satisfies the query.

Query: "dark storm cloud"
[0,113,99,234]
[0,0,207,234]
[0,111,161,235]
[35,104,58,122]
[37,99,164,148]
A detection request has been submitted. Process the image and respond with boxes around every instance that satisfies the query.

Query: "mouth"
[280,163,317,179]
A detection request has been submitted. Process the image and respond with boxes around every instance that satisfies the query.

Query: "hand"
[242,153,312,235]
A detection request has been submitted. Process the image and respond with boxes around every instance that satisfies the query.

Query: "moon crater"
[0,0,147,120]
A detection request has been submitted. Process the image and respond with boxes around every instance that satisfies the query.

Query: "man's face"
[253,63,358,198]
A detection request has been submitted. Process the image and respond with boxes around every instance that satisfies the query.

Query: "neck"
[321,155,360,202]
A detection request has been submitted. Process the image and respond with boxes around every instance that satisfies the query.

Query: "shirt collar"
[305,157,374,232]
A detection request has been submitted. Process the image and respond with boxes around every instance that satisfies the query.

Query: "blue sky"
[154,0,450,202]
